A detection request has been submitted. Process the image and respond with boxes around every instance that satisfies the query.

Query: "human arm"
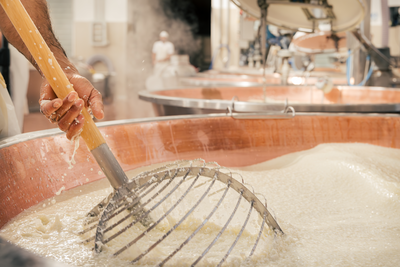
[0,0,103,140]
[164,42,174,62]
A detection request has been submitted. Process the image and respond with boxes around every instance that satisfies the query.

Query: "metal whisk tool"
[80,159,284,266]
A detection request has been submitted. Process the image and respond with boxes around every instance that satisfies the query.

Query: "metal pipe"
[266,1,329,9]
[91,143,128,189]
[227,0,230,53]
[381,0,389,48]
[220,0,223,46]
[346,0,370,85]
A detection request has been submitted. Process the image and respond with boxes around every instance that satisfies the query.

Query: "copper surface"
[1,115,400,228]
[292,32,347,53]
[185,73,347,86]
[183,75,276,84]
[154,86,400,104]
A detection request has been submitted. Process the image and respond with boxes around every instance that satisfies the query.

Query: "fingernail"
[53,101,61,108]
[68,93,78,102]
[77,114,84,123]
[75,100,83,108]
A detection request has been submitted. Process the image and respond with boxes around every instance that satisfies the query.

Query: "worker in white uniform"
[0,0,104,140]
[152,31,174,76]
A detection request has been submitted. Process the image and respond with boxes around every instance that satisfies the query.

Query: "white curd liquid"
[1,143,400,266]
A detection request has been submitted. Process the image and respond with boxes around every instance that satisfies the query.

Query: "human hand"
[39,72,104,140]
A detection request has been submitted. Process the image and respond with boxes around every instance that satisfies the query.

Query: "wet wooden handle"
[0,0,105,150]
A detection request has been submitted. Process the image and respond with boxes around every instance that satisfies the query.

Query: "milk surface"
[1,143,400,266]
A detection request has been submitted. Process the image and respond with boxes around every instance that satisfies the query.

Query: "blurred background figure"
[0,32,29,132]
[152,31,175,75]
[9,43,30,132]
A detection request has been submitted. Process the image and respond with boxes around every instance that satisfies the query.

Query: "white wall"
[73,0,127,22]
[72,0,129,103]
[388,0,400,6]
[105,0,128,22]
[73,0,94,22]
[47,0,73,56]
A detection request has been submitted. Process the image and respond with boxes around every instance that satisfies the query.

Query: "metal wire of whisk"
[80,159,284,266]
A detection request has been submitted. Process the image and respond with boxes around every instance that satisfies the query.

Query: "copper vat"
[181,72,347,87]
[291,32,347,54]
[139,86,400,116]
[1,114,400,230]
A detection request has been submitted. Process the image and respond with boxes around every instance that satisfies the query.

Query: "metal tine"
[249,212,267,257]
[217,201,254,267]
[244,183,255,194]
[113,167,204,257]
[102,172,169,223]
[231,172,246,185]
[81,222,102,238]
[83,195,113,226]
[116,160,195,208]
[130,173,218,264]
[158,181,231,267]
[137,159,190,178]
[102,168,192,246]
[105,173,165,217]
[190,162,219,190]
[204,165,232,197]
[193,180,210,189]
[95,188,127,252]
[79,173,168,237]
[184,160,208,183]
[207,187,226,197]
[85,169,180,244]
[82,174,160,227]
[191,190,244,267]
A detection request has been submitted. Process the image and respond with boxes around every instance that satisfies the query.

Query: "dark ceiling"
[161,0,211,36]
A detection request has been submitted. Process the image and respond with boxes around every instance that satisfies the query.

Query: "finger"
[55,92,79,119]
[39,81,57,102]
[39,99,62,117]
[65,74,104,120]
[58,99,84,132]
[66,114,85,140]
[88,89,104,120]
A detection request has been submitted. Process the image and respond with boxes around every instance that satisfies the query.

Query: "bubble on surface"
[55,186,65,196]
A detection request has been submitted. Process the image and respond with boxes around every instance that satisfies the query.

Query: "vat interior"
[154,86,400,104]
[185,73,346,85]
[1,115,400,229]
[292,32,347,51]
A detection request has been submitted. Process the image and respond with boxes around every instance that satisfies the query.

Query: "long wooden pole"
[0,0,105,151]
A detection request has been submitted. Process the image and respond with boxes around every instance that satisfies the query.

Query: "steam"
[127,0,201,66]
[159,0,201,56]
[126,0,201,117]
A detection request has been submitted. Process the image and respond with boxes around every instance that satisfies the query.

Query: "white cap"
[160,31,169,38]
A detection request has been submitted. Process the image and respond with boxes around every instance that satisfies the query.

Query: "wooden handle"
[0,0,105,151]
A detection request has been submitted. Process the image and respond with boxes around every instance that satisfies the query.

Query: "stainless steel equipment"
[231,0,367,33]
[139,86,400,116]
